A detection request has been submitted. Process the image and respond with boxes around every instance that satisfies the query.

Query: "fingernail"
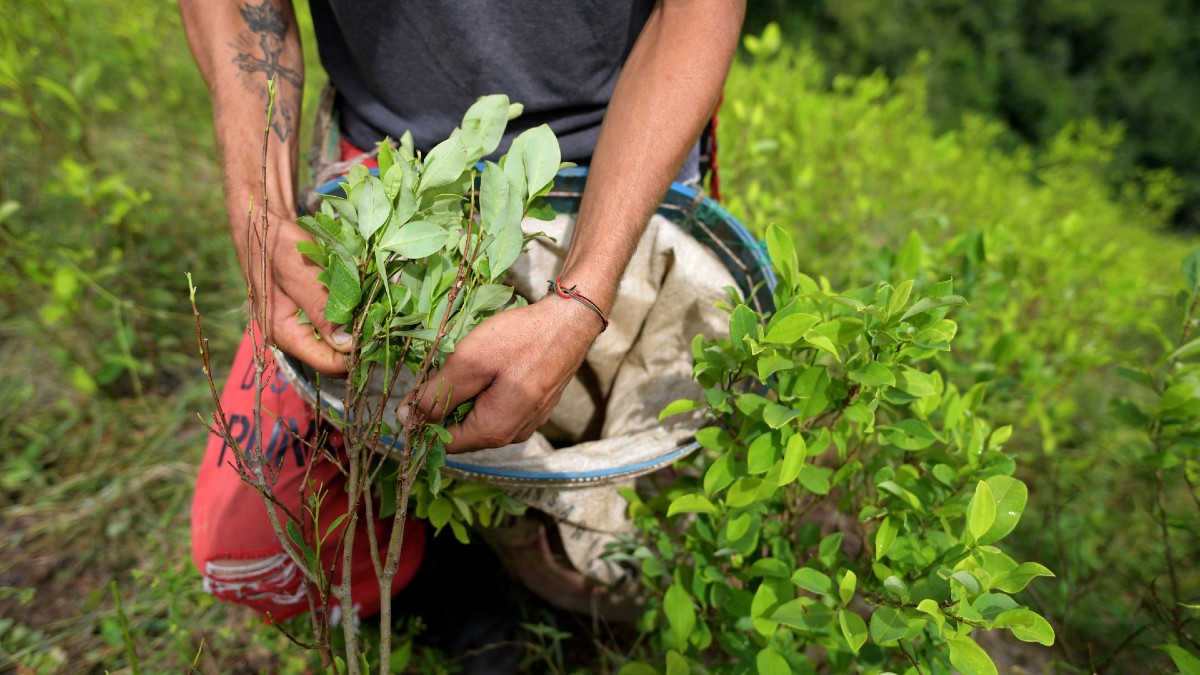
[331,329,352,347]
[397,405,410,424]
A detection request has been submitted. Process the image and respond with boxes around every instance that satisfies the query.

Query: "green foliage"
[745,0,1200,229]
[625,225,1052,672]
[301,96,553,541]
[1105,251,1200,668]
[719,28,1196,671]
[303,94,561,381]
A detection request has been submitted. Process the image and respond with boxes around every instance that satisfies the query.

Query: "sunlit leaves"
[631,223,1055,671]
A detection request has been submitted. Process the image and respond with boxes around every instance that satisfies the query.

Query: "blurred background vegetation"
[746,0,1200,231]
[1,0,1197,672]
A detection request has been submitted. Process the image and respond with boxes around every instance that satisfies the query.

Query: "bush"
[717,32,1197,671]
[622,226,1053,673]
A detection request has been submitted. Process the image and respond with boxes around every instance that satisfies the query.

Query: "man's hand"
[238,212,350,377]
[409,295,603,453]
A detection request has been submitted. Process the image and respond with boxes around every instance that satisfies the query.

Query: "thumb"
[405,353,496,423]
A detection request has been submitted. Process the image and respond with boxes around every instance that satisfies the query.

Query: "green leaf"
[379,220,448,258]
[322,513,349,542]
[1160,645,1200,675]
[838,570,856,606]
[726,477,763,508]
[356,176,391,239]
[888,279,915,317]
[849,362,895,388]
[770,598,819,629]
[994,608,1056,646]
[660,399,701,421]
[703,452,736,496]
[285,520,316,567]
[979,475,1027,544]
[664,583,695,649]
[949,570,983,596]
[818,533,843,568]
[668,494,717,517]
[665,650,689,675]
[480,161,516,235]
[968,480,997,542]
[947,636,999,675]
[724,513,754,544]
[993,562,1055,594]
[486,187,525,279]
[791,567,832,595]
[900,294,967,321]
[764,313,821,344]
[419,129,469,193]
[916,599,946,634]
[757,352,794,380]
[460,94,510,163]
[747,434,778,474]
[883,576,910,603]
[804,322,843,361]
[518,124,560,198]
[324,255,361,325]
[838,609,868,654]
[765,224,797,289]
[763,403,800,429]
[869,606,909,644]
[878,419,938,450]
[428,497,453,529]
[797,464,832,495]
[893,366,937,398]
[729,304,757,348]
[750,580,782,636]
[295,239,326,266]
[973,593,1020,622]
[875,516,897,561]
[778,433,806,485]
[1183,248,1200,295]
[748,558,791,578]
[756,648,790,675]
[468,284,514,313]
[988,425,1013,448]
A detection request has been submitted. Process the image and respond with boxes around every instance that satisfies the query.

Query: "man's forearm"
[558,0,746,310]
[179,0,304,244]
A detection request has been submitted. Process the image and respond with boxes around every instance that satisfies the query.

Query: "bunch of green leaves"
[297,93,565,380]
[618,225,1054,674]
[294,94,568,491]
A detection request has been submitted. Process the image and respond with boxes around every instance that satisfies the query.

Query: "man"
[182,0,744,629]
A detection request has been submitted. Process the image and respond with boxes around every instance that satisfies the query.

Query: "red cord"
[547,278,610,333]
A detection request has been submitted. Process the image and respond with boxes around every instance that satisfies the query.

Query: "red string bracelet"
[547,277,610,333]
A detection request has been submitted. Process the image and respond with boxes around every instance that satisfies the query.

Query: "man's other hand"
[408,295,604,453]
[239,212,350,378]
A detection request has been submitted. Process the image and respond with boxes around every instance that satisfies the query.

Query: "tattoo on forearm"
[232,0,301,141]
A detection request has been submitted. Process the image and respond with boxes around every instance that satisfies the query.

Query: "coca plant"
[620,226,1055,674]
[194,92,555,673]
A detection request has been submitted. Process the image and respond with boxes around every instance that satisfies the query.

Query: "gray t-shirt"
[310,0,700,181]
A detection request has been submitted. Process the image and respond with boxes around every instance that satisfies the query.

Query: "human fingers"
[271,223,356,354]
[441,373,567,454]
[267,293,349,377]
[408,349,497,424]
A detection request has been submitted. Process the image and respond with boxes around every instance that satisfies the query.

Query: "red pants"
[190,331,426,622]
